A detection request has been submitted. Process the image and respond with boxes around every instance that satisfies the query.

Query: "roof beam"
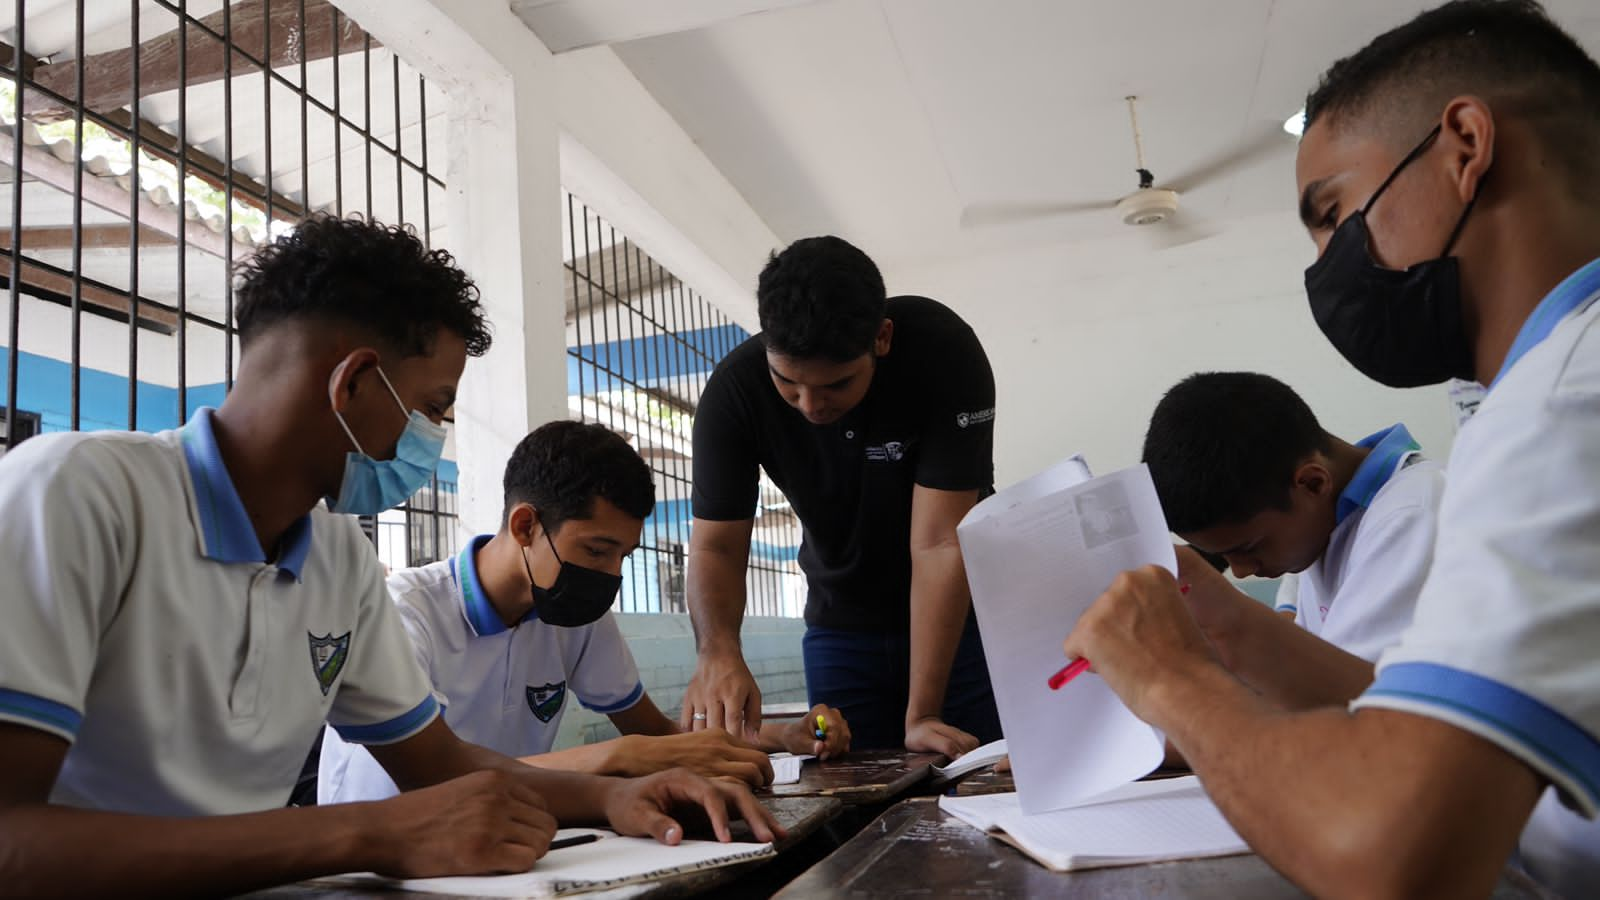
[510,0,821,53]
[26,0,376,118]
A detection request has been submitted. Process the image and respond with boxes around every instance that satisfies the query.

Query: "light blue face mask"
[328,366,447,516]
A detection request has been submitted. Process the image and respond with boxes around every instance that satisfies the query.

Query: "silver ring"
[692,712,708,721]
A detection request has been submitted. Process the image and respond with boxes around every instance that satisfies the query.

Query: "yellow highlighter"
[814,714,828,741]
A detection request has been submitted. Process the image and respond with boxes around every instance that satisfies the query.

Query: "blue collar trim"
[1492,257,1600,389]
[1336,423,1422,526]
[179,408,312,580]
[451,534,533,636]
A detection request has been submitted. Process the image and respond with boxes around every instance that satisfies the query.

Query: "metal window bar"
[0,0,455,571]
[562,192,802,618]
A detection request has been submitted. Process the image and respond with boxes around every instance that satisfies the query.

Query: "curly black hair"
[235,214,491,357]
[1142,372,1332,535]
[503,420,656,531]
[757,236,886,362]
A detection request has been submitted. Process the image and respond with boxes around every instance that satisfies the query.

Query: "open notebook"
[930,738,1008,784]
[317,828,774,898]
[939,776,1247,872]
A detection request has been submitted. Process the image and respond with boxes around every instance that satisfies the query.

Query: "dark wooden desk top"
[947,765,1192,796]
[239,796,842,900]
[764,749,944,806]
[773,797,1559,899]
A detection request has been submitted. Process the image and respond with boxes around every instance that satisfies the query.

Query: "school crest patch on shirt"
[526,682,567,723]
[307,631,352,696]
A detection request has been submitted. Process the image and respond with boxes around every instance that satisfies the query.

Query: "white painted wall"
[882,209,1460,487]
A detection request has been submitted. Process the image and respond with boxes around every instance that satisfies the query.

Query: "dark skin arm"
[0,716,784,899]
[0,722,557,899]
[1066,566,1544,898]
[904,485,985,757]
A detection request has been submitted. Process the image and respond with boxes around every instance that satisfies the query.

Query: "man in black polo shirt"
[680,236,1001,755]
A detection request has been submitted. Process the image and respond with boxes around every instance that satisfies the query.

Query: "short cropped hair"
[1142,372,1331,534]
[1305,0,1600,184]
[502,420,655,531]
[235,214,490,358]
[757,236,886,362]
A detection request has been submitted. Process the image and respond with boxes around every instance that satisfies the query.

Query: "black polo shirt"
[691,296,995,632]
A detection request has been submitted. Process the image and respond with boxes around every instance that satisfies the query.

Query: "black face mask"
[1303,124,1485,387]
[520,530,622,628]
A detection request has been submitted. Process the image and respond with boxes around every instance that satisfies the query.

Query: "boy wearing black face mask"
[1059,2,1600,896]
[319,421,850,805]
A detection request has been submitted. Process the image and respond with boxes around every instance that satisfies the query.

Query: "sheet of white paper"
[768,752,814,785]
[931,738,1008,782]
[957,461,1171,814]
[321,829,774,898]
[941,777,1246,869]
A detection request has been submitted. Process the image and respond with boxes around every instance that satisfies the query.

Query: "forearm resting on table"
[0,800,383,899]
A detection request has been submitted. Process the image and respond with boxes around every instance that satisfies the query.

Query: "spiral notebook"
[318,828,775,898]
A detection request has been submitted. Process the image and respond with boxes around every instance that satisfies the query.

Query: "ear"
[1293,458,1335,499]
[873,318,894,357]
[1439,96,1495,205]
[327,346,382,414]
[507,503,542,547]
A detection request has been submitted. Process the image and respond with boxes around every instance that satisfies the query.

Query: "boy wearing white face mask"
[0,216,782,898]
[319,421,851,806]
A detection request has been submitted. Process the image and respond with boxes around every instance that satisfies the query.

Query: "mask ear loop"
[332,364,406,456]
[1362,124,1443,215]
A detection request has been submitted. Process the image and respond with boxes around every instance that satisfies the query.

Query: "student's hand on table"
[603,768,786,845]
[1063,564,1220,723]
[781,704,851,760]
[681,650,763,744]
[903,716,980,758]
[610,730,774,787]
[372,770,558,878]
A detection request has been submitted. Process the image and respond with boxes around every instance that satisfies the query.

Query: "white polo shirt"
[1272,424,1444,663]
[1351,258,1600,889]
[0,408,438,816]
[318,535,645,804]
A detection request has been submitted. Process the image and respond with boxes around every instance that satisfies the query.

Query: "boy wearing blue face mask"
[319,421,851,806]
[0,216,781,898]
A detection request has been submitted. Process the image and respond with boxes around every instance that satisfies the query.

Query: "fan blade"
[1161,126,1293,195]
[1145,208,1220,251]
[959,199,1112,228]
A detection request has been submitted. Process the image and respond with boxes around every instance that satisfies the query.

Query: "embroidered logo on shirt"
[526,681,567,723]
[307,631,352,696]
[956,407,995,429]
[865,440,905,462]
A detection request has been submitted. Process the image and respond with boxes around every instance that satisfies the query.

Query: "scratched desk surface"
[765,749,945,806]
[239,795,842,900]
[773,798,1559,899]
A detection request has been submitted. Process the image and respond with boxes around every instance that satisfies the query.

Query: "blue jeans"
[802,615,1002,750]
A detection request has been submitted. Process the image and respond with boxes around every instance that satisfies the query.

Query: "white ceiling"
[517,0,1600,273]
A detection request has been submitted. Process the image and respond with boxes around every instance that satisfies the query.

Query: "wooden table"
[773,798,1559,899]
[947,765,1191,797]
[765,749,944,806]
[241,796,842,900]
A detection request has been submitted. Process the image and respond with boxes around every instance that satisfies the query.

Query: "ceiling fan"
[959,96,1290,249]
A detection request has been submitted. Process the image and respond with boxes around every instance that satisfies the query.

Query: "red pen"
[1049,583,1189,691]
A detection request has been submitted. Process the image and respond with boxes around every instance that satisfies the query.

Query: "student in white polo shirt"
[1141,372,1443,696]
[0,216,779,897]
[320,420,851,805]
[1062,2,1600,895]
